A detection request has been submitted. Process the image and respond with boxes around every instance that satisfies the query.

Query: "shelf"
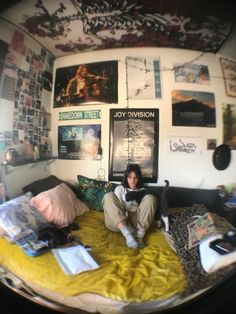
[2,157,58,168]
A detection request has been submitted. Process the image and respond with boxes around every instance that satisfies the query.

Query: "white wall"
[51,48,236,189]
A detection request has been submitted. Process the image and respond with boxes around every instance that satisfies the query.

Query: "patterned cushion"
[0,193,49,239]
[77,175,117,211]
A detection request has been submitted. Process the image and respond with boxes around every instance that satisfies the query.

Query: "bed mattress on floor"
[0,210,186,313]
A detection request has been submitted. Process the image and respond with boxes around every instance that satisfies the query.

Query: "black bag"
[38,223,79,248]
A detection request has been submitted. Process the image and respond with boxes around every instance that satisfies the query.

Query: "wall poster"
[126,57,161,99]
[58,124,101,160]
[220,58,236,98]
[54,61,118,107]
[173,63,210,85]
[109,109,159,183]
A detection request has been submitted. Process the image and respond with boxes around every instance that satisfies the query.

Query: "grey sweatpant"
[102,192,157,233]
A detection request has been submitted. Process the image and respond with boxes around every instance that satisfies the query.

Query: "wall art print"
[54,61,118,107]
[58,124,101,160]
[168,136,201,154]
[172,90,216,127]
[174,63,210,85]
[109,109,159,183]
[222,103,236,149]
[126,57,161,99]
[220,58,236,98]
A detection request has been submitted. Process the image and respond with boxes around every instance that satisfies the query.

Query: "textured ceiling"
[0,0,235,58]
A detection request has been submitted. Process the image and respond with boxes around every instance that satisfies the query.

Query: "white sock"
[119,225,138,249]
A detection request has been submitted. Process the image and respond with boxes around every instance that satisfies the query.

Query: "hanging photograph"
[220,58,236,97]
[222,103,236,149]
[109,109,159,183]
[172,90,216,127]
[173,63,210,85]
[54,61,118,107]
[58,124,101,160]
[126,57,161,99]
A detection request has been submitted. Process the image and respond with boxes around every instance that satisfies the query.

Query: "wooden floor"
[1,277,236,314]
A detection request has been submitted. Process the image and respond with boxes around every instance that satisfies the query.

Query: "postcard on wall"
[126,57,161,99]
[174,63,210,85]
[220,58,236,97]
[222,103,236,149]
[54,61,118,107]
[168,135,201,154]
[109,109,159,183]
[58,124,101,160]
[172,90,216,127]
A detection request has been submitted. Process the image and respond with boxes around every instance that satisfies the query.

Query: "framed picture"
[109,108,159,183]
[58,124,101,160]
[220,58,236,98]
[54,61,118,107]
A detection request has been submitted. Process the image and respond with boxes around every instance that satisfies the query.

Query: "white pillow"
[0,192,49,239]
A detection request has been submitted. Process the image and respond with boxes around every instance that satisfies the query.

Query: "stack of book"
[225,197,236,209]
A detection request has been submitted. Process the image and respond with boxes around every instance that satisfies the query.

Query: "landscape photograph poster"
[173,63,210,85]
[58,124,101,160]
[172,90,216,127]
[126,57,161,99]
[109,109,159,183]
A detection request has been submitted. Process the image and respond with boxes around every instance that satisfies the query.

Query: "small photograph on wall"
[54,61,118,107]
[126,57,161,99]
[220,58,236,98]
[223,103,236,149]
[174,63,210,85]
[109,109,159,183]
[58,124,101,160]
[172,90,216,127]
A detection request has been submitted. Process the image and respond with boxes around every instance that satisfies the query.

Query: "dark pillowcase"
[22,175,77,196]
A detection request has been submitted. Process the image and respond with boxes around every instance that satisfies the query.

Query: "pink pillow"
[31,183,89,227]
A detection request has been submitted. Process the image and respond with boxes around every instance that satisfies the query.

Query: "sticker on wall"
[173,63,210,85]
[58,124,101,160]
[172,90,216,127]
[59,110,101,121]
[220,58,236,98]
[168,136,201,154]
[126,57,161,99]
[109,109,159,183]
[54,61,118,107]
[207,139,217,150]
[222,103,236,149]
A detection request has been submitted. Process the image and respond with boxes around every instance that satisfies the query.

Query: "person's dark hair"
[122,163,144,189]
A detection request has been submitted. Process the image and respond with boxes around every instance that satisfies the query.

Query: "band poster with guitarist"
[54,61,118,107]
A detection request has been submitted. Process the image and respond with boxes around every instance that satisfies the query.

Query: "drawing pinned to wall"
[222,103,236,149]
[58,124,101,160]
[172,90,216,127]
[168,136,201,154]
[174,63,210,85]
[220,58,236,98]
[126,57,161,99]
[109,109,159,183]
[54,61,118,107]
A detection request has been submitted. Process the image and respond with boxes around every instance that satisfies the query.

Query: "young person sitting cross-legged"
[102,163,157,249]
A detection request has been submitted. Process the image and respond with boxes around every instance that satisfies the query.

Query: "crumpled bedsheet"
[0,210,186,302]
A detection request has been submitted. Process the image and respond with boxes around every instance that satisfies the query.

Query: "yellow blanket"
[0,210,186,302]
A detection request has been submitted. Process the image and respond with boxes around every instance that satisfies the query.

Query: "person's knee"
[143,194,157,204]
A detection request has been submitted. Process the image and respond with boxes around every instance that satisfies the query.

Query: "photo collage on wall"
[0,29,53,154]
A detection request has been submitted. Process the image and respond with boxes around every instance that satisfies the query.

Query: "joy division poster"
[172,90,216,127]
[109,109,159,183]
[54,61,118,107]
[126,57,161,99]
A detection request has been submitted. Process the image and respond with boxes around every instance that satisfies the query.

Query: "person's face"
[77,67,88,78]
[127,171,138,190]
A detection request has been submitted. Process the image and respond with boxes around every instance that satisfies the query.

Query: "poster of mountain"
[172,90,216,127]
[109,109,159,182]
